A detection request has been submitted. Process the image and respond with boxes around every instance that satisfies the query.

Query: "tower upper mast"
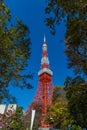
[38,35,53,76]
[44,34,46,43]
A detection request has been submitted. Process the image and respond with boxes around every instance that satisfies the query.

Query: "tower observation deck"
[26,35,54,130]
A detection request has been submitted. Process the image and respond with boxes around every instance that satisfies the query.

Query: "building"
[0,104,17,128]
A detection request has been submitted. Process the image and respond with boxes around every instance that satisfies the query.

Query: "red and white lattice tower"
[26,35,54,129]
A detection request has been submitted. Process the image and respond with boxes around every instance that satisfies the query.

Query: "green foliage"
[47,102,69,129]
[0,0,32,103]
[1,107,24,130]
[11,107,24,130]
[65,17,87,75]
[45,1,87,129]
[46,87,72,129]
[71,125,82,130]
[65,76,87,128]
[45,0,87,76]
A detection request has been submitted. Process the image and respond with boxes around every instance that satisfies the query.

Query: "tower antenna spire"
[44,34,46,42]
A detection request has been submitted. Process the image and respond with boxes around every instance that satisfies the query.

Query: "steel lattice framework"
[26,35,54,129]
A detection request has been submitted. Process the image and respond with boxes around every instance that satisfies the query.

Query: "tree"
[3,107,24,130]
[0,0,32,103]
[46,87,73,129]
[45,0,87,76]
[64,76,87,129]
[45,1,87,128]
[11,107,24,130]
[71,125,82,130]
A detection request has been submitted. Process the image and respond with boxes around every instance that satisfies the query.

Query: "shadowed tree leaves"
[64,76,87,128]
[45,0,87,76]
[65,18,87,75]
[0,0,32,103]
[45,1,87,129]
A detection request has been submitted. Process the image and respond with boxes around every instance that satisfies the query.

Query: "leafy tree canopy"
[46,87,73,129]
[0,0,32,103]
[45,1,87,128]
[71,125,82,130]
[64,76,87,128]
[11,107,24,130]
[1,106,24,130]
[45,0,87,76]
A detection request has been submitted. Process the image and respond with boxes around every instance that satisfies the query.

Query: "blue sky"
[5,0,74,110]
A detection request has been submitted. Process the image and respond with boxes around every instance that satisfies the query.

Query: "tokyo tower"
[26,35,54,130]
